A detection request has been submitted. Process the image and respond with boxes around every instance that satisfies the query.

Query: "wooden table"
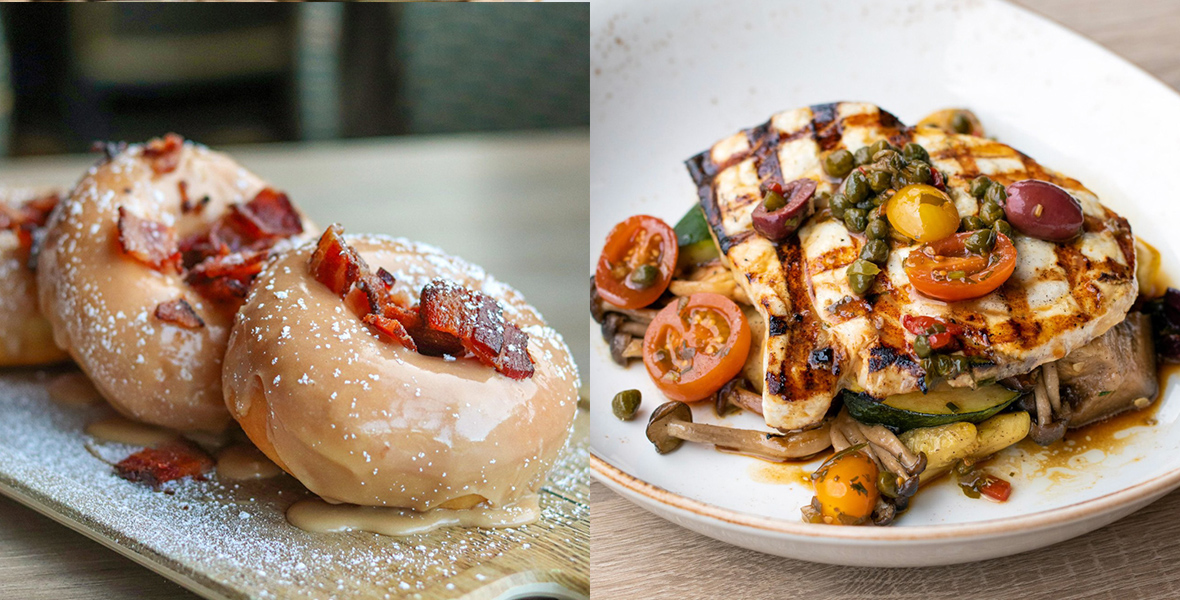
[0,129,588,599]
[590,1,1180,598]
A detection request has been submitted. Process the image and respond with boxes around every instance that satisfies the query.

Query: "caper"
[763,190,787,211]
[847,259,880,296]
[964,227,997,254]
[845,170,870,203]
[867,169,891,193]
[969,176,993,199]
[611,389,642,420]
[854,146,874,166]
[908,162,933,185]
[823,149,855,178]
[985,182,1008,205]
[869,139,893,158]
[860,239,889,265]
[629,264,659,288]
[843,207,868,233]
[829,193,848,218]
[994,219,1015,239]
[960,215,986,231]
[951,111,972,134]
[912,334,932,358]
[865,218,890,240]
[979,200,1005,225]
[878,471,900,498]
[902,142,929,163]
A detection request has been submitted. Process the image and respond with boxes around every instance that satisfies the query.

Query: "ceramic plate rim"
[589,0,1180,544]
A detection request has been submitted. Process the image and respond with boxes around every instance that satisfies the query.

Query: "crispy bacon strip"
[116,207,180,272]
[154,298,205,329]
[230,188,304,238]
[0,192,59,255]
[142,133,184,175]
[307,225,534,378]
[114,441,213,489]
[310,224,366,297]
[184,250,269,303]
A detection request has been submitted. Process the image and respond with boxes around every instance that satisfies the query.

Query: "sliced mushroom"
[713,379,763,417]
[646,401,831,461]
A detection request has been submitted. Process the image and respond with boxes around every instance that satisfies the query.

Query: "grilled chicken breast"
[687,102,1137,431]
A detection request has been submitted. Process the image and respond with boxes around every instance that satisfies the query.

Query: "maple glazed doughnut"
[0,187,69,366]
[37,135,312,431]
[223,226,579,511]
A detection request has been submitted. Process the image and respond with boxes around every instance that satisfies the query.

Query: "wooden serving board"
[0,367,588,600]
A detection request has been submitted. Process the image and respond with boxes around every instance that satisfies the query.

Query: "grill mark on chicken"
[810,102,843,151]
[808,244,859,276]
[765,238,842,400]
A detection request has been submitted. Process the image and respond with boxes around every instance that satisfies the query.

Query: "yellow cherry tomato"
[812,449,879,525]
[886,184,960,243]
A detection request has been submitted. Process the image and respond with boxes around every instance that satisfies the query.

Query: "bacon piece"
[116,206,180,272]
[230,188,304,238]
[185,249,268,304]
[142,133,184,175]
[310,224,366,297]
[419,279,504,365]
[362,313,418,351]
[376,267,396,290]
[494,323,534,380]
[154,298,205,329]
[114,441,213,489]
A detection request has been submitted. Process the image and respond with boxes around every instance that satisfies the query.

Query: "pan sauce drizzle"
[286,494,540,536]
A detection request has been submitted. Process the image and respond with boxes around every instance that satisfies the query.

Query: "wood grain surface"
[0,130,588,599]
[589,1,1180,598]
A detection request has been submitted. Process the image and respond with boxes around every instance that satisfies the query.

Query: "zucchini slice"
[674,206,720,267]
[843,385,1022,431]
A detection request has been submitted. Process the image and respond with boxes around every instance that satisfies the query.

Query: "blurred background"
[0,3,588,155]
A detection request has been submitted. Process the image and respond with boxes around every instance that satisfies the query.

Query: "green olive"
[964,228,997,254]
[960,216,987,231]
[969,176,993,199]
[845,170,870,203]
[903,142,930,163]
[843,207,868,233]
[985,182,1008,205]
[854,146,874,166]
[913,335,932,358]
[763,190,787,211]
[611,389,642,420]
[860,239,889,265]
[847,259,880,295]
[979,200,1005,225]
[951,111,972,134]
[865,218,890,240]
[629,264,659,288]
[994,219,1015,239]
[823,149,855,178]
[867,169,891,193]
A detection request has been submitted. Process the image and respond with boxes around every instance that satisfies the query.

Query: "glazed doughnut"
[37,135,312,431]
[223,227,579,510]
[0,186,69,366]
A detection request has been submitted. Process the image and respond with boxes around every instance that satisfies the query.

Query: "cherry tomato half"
[904,231,1017,301]
[901,314,963,351]
[812,448,880,525]
[642,293,750,402]
[595,215,678,309]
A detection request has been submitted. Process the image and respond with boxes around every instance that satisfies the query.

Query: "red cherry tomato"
[642,293,750,402]
[904,231,1017,301]
[595,215,678,309]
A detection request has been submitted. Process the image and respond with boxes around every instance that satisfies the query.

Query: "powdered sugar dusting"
[0,369,587,598]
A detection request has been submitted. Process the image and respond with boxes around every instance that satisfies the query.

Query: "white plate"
[589,0,1180,567]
